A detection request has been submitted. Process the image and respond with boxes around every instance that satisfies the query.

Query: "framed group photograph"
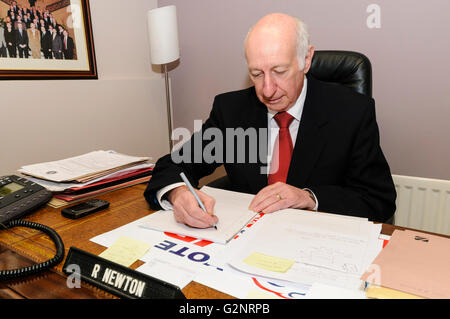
[0,0,97,79]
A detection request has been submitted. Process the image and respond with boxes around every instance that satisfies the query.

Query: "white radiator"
[392,174,450,236]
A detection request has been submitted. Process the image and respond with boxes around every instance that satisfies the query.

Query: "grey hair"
[294,18,310,70]
[244,16,310,71]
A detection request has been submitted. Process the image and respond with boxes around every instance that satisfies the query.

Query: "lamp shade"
[147,5,180,65]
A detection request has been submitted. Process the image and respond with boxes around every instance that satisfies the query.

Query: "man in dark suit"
[9,11,17,29]
[5,22,16,58]
[50,27,62,59]
[144,13,396,227]
[23,13,32,29]
[42,12,50,29]
[62,29,74,59]
[8,1,18,16]
[40,25,52,59]
[15,22,28,58]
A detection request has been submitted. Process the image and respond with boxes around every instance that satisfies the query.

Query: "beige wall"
[52,4,75,40]
[159,0,450,180]
[0,3,7,18]
[0,0,171,176]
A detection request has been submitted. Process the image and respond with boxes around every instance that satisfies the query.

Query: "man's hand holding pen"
[167,184,218,229]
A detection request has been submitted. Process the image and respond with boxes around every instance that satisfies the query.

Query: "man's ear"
[303,45,315,74]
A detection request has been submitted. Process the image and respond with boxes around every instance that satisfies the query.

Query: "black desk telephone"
[0,175,53,223]
[0,175,65,280]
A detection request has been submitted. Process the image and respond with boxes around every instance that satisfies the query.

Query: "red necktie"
[268,112,294,184]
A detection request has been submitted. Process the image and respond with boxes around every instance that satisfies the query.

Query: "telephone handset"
[0,175,65,280]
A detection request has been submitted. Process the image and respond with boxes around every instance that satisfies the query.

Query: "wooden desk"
[0,184,433,299]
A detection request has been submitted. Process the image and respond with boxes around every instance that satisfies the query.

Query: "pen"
[179,172,217,229]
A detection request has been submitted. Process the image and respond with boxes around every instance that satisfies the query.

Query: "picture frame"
[0,0,97,79]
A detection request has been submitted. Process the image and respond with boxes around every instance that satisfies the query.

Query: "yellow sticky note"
[366,285,424,299]
[99,236,150,267]
[243,252,294,273]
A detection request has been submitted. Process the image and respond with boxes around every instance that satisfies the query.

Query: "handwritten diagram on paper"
[226,209,382,288]
[285,226,366,274]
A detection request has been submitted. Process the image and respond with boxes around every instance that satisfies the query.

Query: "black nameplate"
[63,247,185,299]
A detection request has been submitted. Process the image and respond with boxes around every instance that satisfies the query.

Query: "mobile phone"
[61,199,110,219]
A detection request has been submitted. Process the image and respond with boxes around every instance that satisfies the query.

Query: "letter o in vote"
[187,252,209,262]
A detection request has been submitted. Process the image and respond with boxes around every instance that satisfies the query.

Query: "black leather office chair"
[208,50,373,187]
[309,50,372,97]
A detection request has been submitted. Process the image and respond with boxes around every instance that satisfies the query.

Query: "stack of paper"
[19,150,150,183]
[361,229,450,299]
[222,210,383,290]
[18,150,154,208]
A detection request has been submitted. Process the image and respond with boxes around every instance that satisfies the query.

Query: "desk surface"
[0,184,440,299]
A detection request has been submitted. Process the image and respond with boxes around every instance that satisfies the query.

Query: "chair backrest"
[309,50,372,98]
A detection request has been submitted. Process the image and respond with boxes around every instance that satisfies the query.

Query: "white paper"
[193,264,310,299]
[139,186,258,244]
[18,150,150,182]
[305,283,367,299]
[135,257,195,289]
[227,209,382,289]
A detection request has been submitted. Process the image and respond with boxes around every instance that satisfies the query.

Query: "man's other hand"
[248,182,316,213]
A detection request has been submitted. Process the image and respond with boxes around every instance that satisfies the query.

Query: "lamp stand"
[163,64,174,151]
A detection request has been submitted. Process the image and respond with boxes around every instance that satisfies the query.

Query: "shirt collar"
[267,76,308,122]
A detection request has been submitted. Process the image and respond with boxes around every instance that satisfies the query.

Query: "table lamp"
[147,5,180,151]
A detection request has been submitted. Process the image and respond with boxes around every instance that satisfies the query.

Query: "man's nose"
[262,74,277,98]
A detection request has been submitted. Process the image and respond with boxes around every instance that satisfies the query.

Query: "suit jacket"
[62,35,74,59]
[51,33,62,51]
[5,29,16,47]
[42,17,50,29]
[23,18,31,28]
[27,29,41,52]
[40,31,52,51]
[15,29,28,47]
[144,76,396,222]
